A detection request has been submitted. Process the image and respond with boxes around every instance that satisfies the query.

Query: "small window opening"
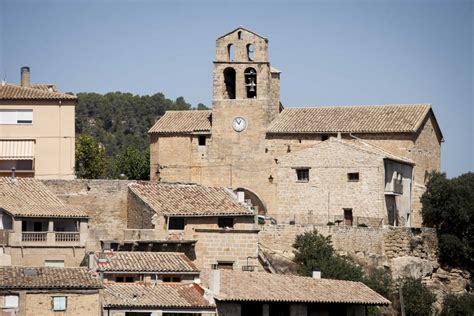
[163,276,181,283]
[217,261,234,270]
[218,217,234,229]
[228,43,235,61]
[169,217,185,230]
[198,135,206,146]
[246,44,254,61]
[347,172,359,182]
[224,67,236,99]
[52,296,67,311]
[238,31,243,40]
[116,276,124,282]
[321,135,329,141]
[344,208,353,226]
[244,67,257,98]
[296,169,309,182]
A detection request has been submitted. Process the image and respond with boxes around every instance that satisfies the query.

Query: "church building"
[148,27,443,227]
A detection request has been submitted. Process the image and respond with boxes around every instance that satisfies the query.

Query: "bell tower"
[206,27,281,211]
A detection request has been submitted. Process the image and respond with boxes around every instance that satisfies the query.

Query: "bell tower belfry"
[205,27,281,213]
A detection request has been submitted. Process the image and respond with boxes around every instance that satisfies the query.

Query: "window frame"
[198,135,206,146]
[295,168,310,182]
[3,295,19,308]
[52,296,67,312]
[0,109,33,125]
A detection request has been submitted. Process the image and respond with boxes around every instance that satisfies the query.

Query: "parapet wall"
[43,179,136,251]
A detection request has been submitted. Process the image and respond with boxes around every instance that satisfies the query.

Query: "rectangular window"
[162,276,181,283]
[296,168,309,182]
[217,261,234,270]
[0,110,33,124]
[218,217,234,229]
[4,295,19,308]
[347,172,360,181]
[168,217,185,230]
[344,208,353,226]
[45,260,64,267]
[198,135,206,146]
[52,296,66,311]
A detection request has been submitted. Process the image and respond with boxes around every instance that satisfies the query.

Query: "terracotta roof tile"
[0,177,87,218]
[128,182,253,217]
[0,84,77,100]
[0,266,102,289]
[95,252,199,273]
[103,283,214,309]
[201,270,390,306]
[267,104,431,134]
[148,110,212,134]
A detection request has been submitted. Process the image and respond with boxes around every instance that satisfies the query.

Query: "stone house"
[0,67,76,179]
[89,251,215,315]
[0,266,102,316]
[149,27,443,227]
[126,182,259,270]
[0,177,89,267]
[201,269,390,316]
[276,138,414,226]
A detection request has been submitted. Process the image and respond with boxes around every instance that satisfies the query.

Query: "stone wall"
[7,247,86,267]
[43,180,135,251]
[23,291,100,316]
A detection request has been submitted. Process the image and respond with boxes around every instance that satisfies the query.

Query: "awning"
[0,140,35,160]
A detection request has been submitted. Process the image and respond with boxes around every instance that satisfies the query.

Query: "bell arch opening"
[223,67,236,99]
[244,67,257,99]
[234,187,267,216]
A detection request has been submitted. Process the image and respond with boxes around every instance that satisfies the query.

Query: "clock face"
[232,117,247,132]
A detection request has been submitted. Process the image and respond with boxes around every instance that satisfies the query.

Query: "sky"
[0,0,472,177]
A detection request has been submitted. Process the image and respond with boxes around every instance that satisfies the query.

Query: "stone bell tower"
[206,27,281,214]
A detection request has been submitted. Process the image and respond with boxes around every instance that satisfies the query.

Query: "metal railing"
[55,232,80,242]
[21,232,47,242]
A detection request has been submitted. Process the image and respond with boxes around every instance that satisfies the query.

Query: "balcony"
[21,232,47,242]
[385,180,403,195]
[7,231,84,247]
[55,232,80,242]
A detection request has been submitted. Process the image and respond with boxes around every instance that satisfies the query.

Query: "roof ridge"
[283,103,431,110]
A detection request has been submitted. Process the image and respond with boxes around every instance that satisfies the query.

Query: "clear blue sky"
[1,0,472,177]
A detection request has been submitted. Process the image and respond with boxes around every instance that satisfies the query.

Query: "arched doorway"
[234,187,267,216]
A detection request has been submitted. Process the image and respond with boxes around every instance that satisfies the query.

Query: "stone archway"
[234,187,268,216]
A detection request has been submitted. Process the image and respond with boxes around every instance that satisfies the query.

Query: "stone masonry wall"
[43,180,135,252]
[24,291,100,316]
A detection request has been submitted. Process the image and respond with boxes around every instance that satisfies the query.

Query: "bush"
[440,293,474,316]
[401,278,436,316]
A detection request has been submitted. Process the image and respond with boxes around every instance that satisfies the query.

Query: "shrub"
[440,293,474,316]
[401,278,436,316]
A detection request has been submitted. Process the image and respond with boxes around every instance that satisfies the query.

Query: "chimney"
[312,270,321,279]
[21,66,30,87]
[209,265,220,294]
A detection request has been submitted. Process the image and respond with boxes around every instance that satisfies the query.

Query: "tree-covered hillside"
[75,91,208,178]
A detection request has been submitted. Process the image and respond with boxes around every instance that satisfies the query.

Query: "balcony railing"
[55,232,80,242]
[21,232,47,242]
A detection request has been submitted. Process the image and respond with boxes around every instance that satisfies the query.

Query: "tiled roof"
[267,104,432,134]
[148,110,212,134]
[0,83,77,100]
[95,251,199,273]
[0,266,102,289]
[201,270,390,306]
[103,283,214,309]
[128,182,253,217]
[0,177,87,218]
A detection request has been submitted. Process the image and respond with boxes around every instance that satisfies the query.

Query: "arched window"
[238,31,243,40]
[224,67,236,99]
[244,67,257,99]
[228,44,235,61]
[246,44,254,61]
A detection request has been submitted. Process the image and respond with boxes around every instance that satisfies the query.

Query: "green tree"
[293,230,364,281]
[440,293,474,316]
[421,172,474,269]
[114,146,150,180]
[76,134,107,179]
[401,278,436,316]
